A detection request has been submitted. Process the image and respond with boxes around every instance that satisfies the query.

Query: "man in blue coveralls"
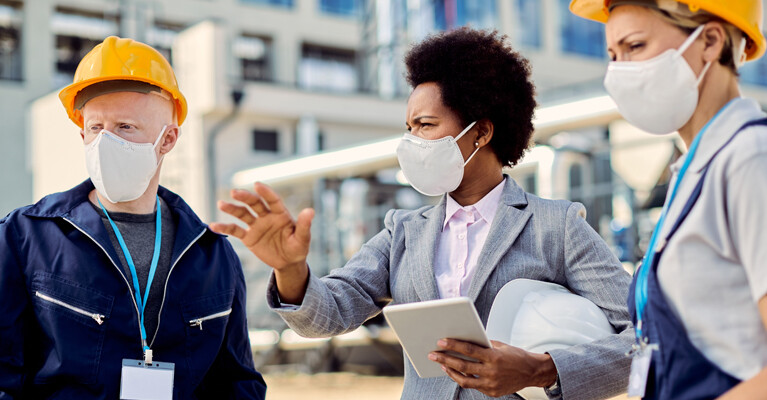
[0,36,267,399]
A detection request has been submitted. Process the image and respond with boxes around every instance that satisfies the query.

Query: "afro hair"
[405,28,537,167]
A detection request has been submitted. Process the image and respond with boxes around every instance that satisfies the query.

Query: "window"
[299,44,358,93]
[253,129,279,152]
[53,7,119,87]
[234,34,272,82]
[558,0,606,58]
[523,173,537,194]
[240,0,293,9]
[515,0,542,49]
[0,1,22,81]
[320,0,360,17]
[740,51,767,87]
[147,21,185,65]
[434,0,497,31]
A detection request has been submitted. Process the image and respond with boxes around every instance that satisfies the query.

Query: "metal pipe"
[207,89,244,221]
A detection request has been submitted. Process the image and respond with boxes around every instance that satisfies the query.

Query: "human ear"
[158,125,179,155]
[474,119,494,148]
[701,22,727,64]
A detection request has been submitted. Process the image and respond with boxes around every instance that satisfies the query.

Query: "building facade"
[7,0,767,330]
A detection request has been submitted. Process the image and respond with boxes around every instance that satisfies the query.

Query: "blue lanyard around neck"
[634,99,738,343]
[98,195,162,354]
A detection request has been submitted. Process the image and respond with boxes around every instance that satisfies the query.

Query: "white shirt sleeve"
[726,153,767,302]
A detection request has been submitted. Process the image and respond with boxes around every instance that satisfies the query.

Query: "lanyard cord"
[634,99,738,343]
[97,195,162,355]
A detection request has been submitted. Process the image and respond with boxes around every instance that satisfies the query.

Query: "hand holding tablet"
[382,297,491,378]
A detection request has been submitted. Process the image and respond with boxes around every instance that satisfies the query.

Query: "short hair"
[404,28,537,167]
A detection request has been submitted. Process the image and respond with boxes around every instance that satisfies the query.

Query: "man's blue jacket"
[0,180,267,399]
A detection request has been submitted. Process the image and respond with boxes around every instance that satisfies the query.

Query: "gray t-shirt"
[92,198,175,343]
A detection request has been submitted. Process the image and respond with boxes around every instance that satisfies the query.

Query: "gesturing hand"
[209,183,315,303]
[428,339,558,398]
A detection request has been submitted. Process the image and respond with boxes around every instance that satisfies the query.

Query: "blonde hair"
[652,7,744,73]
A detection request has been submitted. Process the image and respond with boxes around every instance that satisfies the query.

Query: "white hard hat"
[486,279,615,400]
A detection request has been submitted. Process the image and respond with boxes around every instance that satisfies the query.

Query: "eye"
[421,123,433,128]
[629,42,645,52]
[119,123,135,131]
[88,124,103,132]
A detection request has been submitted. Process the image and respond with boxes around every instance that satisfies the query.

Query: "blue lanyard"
[98,196,162,354]
[634,99,737,343]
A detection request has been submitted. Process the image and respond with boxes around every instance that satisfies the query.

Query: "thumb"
[294,208,315,244]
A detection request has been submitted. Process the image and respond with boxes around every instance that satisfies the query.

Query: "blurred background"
[2,0,767,397]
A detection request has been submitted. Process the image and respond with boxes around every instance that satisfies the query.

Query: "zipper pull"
[93,314,105,325]
[190,319,203,330]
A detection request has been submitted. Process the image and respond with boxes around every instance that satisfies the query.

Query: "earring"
[475,142,479,147]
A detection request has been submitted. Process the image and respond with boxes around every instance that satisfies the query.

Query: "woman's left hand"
[429,339,558,398]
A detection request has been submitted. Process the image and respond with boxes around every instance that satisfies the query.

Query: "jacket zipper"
[36,291,106,325]
[188,308,233,330]
[63,218,143,343]
[149,229,207,347]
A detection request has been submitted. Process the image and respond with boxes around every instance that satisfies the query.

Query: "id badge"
[627,346,653,398]
[120,359,175,400]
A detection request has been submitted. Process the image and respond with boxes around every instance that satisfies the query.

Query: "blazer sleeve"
[195,241,267,399]
[265,210,396,338]
[0,214,27,400]
[547,202,635,400]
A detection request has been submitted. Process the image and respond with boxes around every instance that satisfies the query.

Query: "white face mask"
[85,126,167,203]
[604,25,712,135]
[396,121,479,196]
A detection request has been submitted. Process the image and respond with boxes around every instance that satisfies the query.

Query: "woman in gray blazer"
[212,28,634,400]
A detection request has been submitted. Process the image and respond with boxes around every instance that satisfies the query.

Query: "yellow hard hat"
[58,36,188,128]
[569,0,766,61]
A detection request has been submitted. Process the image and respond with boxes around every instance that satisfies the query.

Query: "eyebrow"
[413,115,437,123]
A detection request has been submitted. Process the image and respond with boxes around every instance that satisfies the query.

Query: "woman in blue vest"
[569,0,767,398]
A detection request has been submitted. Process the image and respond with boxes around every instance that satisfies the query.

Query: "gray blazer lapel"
[403,198,446,302]
[467,179,531,301]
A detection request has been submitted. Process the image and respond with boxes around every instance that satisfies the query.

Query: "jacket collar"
[406,176,531,302]
[421,175,529,220]
[22,180,212,263]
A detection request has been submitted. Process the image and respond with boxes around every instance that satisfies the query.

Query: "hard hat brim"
[59,75,188,129]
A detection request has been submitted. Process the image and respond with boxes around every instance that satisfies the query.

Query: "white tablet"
[383,297,491,378]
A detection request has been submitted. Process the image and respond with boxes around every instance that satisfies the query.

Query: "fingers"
[254,182,287,214]
[438,338,487,360]
[231,189,270,217]
[429,351,482,376]
[208,222,247,239]
[294,208,315,244]
[443,365,480,390]
[217,201,256,225]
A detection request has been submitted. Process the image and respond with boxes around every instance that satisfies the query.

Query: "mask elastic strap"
[153,125,169,148]
[696,60,713,86]
[454,121,478,142]
[463,146,480,166]
[454,120,479,166]
[736,37,747,68]
[678,25,705,55]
